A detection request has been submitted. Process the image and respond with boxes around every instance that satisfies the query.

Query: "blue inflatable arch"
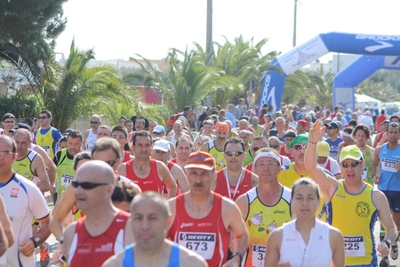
[333,55,400,111]
[259,32,400,112]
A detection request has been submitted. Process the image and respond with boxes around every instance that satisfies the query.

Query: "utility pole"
[206,0,213,107]
[293,0,298,47]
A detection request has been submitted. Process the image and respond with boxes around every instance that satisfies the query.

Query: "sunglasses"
[326,126,333,130]
[225,150,244,157]
[38,116,48,119]
[71,181,109,190]
[104,159,119,167]
[252,147,261,152]
[90,121,100,124]
[341,160,362,168]
[269,144,280,149]
[293,144,308,151]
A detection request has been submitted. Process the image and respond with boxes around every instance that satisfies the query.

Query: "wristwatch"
[384,239,391,249]
[231,252,243,263]
[30,237,41,248]
[58,235,64,245]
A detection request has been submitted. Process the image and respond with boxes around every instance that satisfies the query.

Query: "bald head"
[75,160,115,185]
[130,192,171,218]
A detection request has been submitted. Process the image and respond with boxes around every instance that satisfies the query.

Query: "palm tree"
[41,40,137,132]
[305,68,335,108]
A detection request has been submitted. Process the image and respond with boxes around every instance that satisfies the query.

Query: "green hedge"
[0,94,43,121]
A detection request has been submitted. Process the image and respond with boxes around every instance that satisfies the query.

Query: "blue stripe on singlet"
[123,242,180,267]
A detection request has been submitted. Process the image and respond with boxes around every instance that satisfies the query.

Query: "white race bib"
[381,158,398,172]
[61,174,74,187]
[344,235,365,257]
[252,244,266,267]
[178,232,216,260]
[361,167,367,179]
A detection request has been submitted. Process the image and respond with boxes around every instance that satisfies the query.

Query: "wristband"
[384,239,391,249]
[231,252,243,263]
[308,140,318,145]
[30,237,40,248]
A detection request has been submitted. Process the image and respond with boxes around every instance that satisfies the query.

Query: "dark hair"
[224,137,245,151]
[348,120,357,126]
[291,178,320,200]
[132,130,152,146]
[111,125,128,138]
[390,115,400,123]
[343,127,353,135]
[184,106,191,112]
[23,117,34,127]
[111,182,137,203]
[91,137,121,160]
[68,130,83,141]
[175,135,192,148]
[352,124,370,139]
[40,109,52,118]
[73,151,91,170]
[58,136,67,146]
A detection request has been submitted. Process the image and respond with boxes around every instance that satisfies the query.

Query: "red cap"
[297,120,308,127]
[185,151,216,170]
[215,122,230,132]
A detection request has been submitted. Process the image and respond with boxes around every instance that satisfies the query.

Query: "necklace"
[293,164,308,177]
[134,160,148,172]
[224,168,244,199]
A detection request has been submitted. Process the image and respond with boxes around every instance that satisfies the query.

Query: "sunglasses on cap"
[341,160,362,168]
[71,181,109,190]
[389,122,399,127]
[225,150,244,157]
[293,144,308,151]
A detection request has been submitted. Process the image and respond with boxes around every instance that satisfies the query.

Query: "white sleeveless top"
[86,129,97,151]
[279,219,332,267]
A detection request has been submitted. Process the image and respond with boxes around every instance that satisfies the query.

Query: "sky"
[55,0,400,63]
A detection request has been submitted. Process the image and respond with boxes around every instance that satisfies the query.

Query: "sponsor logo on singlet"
[180,222,193,228]
[95,243,113,253]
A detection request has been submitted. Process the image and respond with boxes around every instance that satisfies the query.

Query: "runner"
[201,122,230,171]
[213,137,258,201]
[168,151,249,267]
[63,161,134,267]
[236,148,291,267]
[264,178,344,267]
[305,120,397,267]
[111,125,134,163]
[102,192,207,267]
[118,131,177,197]
[83,114,101,151]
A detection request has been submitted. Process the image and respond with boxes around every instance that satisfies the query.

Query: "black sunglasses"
[105,159,119,167]
[225,150,244,157]
[38,116,48,119]
[90,121,100,124]
[269,144,280,149]
[341,160,362,168]
[71,181,109,190]
[252,147,261,152]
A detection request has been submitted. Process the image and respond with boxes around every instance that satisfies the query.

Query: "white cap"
[153,140,170,152]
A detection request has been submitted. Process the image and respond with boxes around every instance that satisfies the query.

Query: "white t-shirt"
[0,173,50,267]
[86,129,97,152]
[318,157,341,176]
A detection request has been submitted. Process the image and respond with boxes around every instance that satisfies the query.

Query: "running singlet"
[169,194,230,267]
[56,149,75,197]
[244,187,291,267]
[362,146,374,185]
[85,129,97,151]
[122,150,131,163]
[125,159,164,193]
[326,180,378,266]
[214,168,253,201]
[243,148,253,166]
[35,127,59,159]
[279,219,332,267]
[12,150,37,182]
[207,140,226,171]
[123,243,180,267]
[161,162,179,196]
[324,138,343,159]
[279,145,293,161]
[68,210,130,267]
[378,143,400,191]
[0,174,49,267]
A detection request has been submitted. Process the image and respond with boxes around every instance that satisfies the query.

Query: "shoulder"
[177,242,208,267]
[101,251,124,267]
[372,188,388,207]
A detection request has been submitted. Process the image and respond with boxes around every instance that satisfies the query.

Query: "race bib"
[61,174,74,187]
[381,158,398,172]
[252,244,266,266]
[344,235,365,257]
[361,167,367,180]
[178,232,216,260]
[41,146,50,155]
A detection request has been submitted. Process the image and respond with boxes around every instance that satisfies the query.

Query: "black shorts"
[382,190,400,213]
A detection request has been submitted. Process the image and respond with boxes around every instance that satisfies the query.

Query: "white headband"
[254,152,281,165]
[342,132,351,137]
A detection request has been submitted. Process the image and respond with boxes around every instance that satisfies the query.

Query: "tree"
[305,68,335,109]
[38,40,137,132]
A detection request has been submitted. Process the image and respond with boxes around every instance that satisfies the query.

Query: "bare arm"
[235,194,249,221]
[223,198,249,266]
[330,227,345,267]
[200,142,208,152]
[304,120,338,198]
[158,162,177,198]
[374,189,398,256]
[372,146,381,183]
[19,214,52,257]
[83,130,89,149]
[0,195,13,247]
[0,223,8,257]
[117,163,127,177]
[34,145,56,187]
[264,229,283,267]
[49,185,76,240]
[63,222,77,264]
[33,155,51,192]
[171,165,190,193]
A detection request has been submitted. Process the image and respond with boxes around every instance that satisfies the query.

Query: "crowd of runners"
[0,101,399,267]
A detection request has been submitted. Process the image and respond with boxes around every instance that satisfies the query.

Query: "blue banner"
[258,62,286,113]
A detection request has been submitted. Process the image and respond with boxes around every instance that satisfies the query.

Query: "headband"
[253,152,281,164]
